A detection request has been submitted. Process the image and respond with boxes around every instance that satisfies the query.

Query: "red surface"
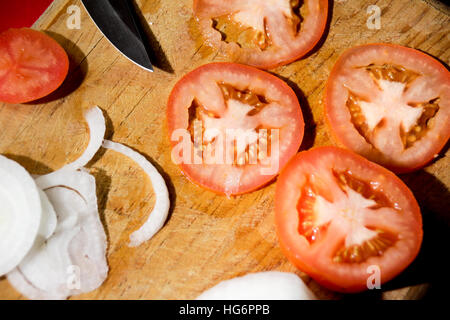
[0,0,54,33]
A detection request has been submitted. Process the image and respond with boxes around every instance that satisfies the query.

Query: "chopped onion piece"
[62,106,105,170]
[8,187,82,299]
[43,106,105,179]
[102,140,170,247]
[196,272,317,300]
[7,268,63,300]
[6,106,108,299]
[0,155,42,276]
[37,189,57,241]
[8,170,108,300]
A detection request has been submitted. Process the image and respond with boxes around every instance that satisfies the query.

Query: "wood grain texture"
[0,0,448,300]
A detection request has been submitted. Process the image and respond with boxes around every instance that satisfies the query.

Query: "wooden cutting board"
[0,0,449,300]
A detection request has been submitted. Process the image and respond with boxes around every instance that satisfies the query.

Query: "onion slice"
[8,170,108,300]
[37,189,57,241]
[196,272,317,300]
[42,107,105,180]
[5,104,170,300]
[0,155,42,276]
[60,106,105,170]
[102,140,170,247]
[6,106,108,299]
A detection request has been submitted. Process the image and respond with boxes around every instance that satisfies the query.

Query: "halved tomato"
[193,0,328,69]
[167,62,304,196]
[0,28,69,104]
[325,43,450,173]
[275,146,422,293]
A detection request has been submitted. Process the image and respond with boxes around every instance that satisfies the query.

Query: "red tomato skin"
[275,146,423,293]
[325,43,450,173]
[193,0,329,69]
[167,62,304,196]
[0,28,69,104]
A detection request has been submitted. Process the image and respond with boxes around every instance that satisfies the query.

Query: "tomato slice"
[275,146,423,293]
[167,62,304,196]
[0,28,69,104]
[325,43,450,173]
[193,0,328,69]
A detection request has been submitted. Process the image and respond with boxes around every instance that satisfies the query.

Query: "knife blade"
[81,0,153,72]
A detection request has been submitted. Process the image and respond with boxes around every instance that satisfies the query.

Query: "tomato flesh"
[325,44,450,172]
[0,28,69,104]
[193,0,328,69]
[275,146,423,292]
[168,62,304,196]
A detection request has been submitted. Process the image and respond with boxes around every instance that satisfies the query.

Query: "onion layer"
[196,272,317,300]
[7,106,108,299]
[102,140,170,247]
[41,106,105,180]
[5,105,171,299]
[0,155,42,276]
[8,170,108,300]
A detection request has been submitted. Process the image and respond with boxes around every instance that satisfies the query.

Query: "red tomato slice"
[275,146,423,293]
[0,28,69,104]
[168,62,304,196]
[325,43,450,173]
[193,0,328,69]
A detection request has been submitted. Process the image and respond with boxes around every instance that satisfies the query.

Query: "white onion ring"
[8,168,108,300]
[37,189,57,241]
[196,272,317,300]
[6,104,171,300]
[102,140,170,247]
[0,155,42,276]
[7,106,108,299]
[41,106,105,181]
[7,267,64,300]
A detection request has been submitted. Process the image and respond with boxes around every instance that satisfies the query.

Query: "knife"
[81,0,154,72]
